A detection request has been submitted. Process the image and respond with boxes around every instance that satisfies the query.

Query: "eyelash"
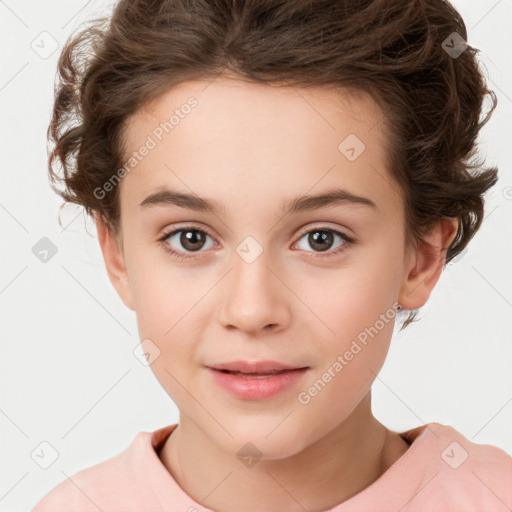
[157,224,355,262]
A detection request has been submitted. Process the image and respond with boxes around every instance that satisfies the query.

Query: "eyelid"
[159,222,354,243]
[294,222,355,242]
[158,222,217,242]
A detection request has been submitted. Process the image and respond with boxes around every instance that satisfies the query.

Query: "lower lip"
[207,367,308,400]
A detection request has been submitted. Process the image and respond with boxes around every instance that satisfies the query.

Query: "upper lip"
[206,360,308,373]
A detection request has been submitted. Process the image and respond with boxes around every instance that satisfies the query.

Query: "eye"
[293,226,354,258]
[158,224,355,262]
[158,225,216,261]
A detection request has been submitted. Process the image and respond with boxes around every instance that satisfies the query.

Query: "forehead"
[118,77,399,218]
[126,77,386,144]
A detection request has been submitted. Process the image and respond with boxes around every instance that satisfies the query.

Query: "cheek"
[297,313,395,433]
[128,247,195,327]
[319,290,396,386]
[129,259,216,368]
[308,257,399,342]
[299,248,401,403]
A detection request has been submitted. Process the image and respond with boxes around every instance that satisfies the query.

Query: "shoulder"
[430,422,512,473]
[31,455,134,512]
[407,422,512,510]
[31,431,156,512]
[31,476,97,512]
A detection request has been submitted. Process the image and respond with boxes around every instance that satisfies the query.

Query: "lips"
[206,362,309,400]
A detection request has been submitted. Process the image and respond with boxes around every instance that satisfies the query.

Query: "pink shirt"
[32,422,512,511]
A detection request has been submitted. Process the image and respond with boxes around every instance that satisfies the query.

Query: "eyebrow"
[139,187,378,215]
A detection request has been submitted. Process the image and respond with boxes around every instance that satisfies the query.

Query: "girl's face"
[99,77,434,458]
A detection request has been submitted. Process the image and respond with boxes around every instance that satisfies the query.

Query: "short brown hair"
[47,0,499,330]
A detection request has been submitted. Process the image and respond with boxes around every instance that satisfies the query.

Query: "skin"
[95,76,458,512]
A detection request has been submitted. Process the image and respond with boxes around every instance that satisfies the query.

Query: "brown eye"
[307,230,335,252]
[295,228,351,255]
[176,229,208,251]
[159,226,216,257]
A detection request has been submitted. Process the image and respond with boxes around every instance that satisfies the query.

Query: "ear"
[94,214,135,311]
[398,217,459,310]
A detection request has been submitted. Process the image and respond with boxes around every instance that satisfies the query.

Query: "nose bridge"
[218,238,289,333]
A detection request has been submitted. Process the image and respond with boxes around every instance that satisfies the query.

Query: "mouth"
[205,361,309,400]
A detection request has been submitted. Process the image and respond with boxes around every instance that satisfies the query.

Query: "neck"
[159,393,410,512]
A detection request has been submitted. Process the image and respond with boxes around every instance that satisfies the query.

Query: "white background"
[0,0,511,510]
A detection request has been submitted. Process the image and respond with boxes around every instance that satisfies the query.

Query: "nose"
[218,250,291,336]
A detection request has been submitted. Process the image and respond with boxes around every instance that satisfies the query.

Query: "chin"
[212,420,315,462]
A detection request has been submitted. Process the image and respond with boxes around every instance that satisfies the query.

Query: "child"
[33,0,511,510]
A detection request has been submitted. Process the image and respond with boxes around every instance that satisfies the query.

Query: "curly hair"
[47,0,499,330]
